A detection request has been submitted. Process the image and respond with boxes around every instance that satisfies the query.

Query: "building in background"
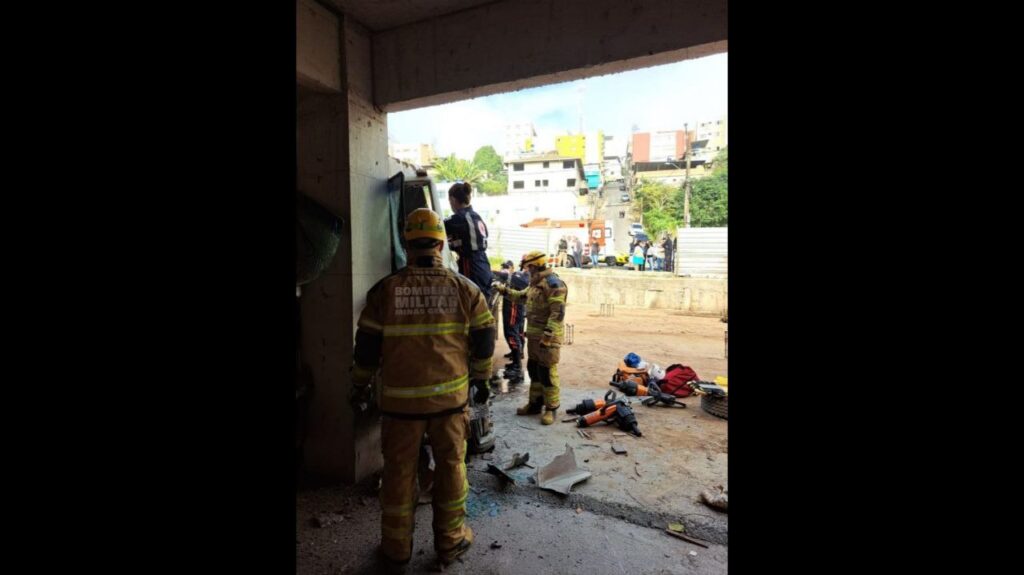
[506,154,587,195]
[388,142,435,167]
[630,129,690,163]
[556,131,605,191]
[696,117,728,159]
[602,156,624,182]
[629,127,717,185]
[505,122,537,159]
[555,131,605,164]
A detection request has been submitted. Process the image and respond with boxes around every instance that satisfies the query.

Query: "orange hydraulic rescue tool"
[609,378,649,397]
[575,398,642,437]
[565,390,618,416]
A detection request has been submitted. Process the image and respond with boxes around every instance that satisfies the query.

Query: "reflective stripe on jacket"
[356,264,495,414]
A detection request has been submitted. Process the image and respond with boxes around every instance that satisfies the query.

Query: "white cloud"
[388,53,727,160]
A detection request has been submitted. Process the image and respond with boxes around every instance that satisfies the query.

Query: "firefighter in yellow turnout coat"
[492,249,567,425]
[350,208,495,570]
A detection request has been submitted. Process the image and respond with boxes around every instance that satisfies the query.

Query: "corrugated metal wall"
[675,227,727,278]
[488,227,551,265]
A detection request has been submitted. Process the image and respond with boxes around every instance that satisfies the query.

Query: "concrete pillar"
[297,0,389,483]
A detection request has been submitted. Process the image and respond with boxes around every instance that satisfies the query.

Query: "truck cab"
[393,171,458,272]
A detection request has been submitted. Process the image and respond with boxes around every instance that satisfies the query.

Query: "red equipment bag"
[657,364,699,397]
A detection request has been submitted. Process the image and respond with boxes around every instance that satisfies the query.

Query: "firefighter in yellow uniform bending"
[492,249,567,425]
[349,208,495,571]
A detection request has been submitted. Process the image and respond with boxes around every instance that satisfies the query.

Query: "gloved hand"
[350,383,374,412]
[492,282,506,294]
[471,379,490,404]
[540,329,554,348]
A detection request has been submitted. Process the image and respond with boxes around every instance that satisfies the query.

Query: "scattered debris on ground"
[665,528,710,548]
[700,485,728,512]
[504,452,531,470]
[536,445,592,495]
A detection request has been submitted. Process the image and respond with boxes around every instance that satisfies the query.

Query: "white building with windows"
[454,155,589,228]
[696,117,727,160]
[504,122,537,160]
[602,156,624,182]
[505,154,588,195]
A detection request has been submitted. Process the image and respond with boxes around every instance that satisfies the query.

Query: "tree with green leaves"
[631,146,728,236]
[688,172,727,227]
[685,147,727,227]
[432,154,483,184]
[477,179,507,196]
[472,145,508,195]
[472,145,504,176]
[632,180,680,238]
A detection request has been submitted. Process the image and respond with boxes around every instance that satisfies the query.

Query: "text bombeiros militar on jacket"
[393,285,459,315]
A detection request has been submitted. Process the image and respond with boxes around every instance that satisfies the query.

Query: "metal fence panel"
[675,227,727,278]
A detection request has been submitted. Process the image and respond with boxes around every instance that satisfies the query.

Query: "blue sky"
[387,52,727,160]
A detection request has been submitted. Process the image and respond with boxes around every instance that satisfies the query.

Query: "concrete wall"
[297,0,389,483]
[555,268,727,316]
[372,0,727,111]
[344,15,391,484]
[297,0,341,92]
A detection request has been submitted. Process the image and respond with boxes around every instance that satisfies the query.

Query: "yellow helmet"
[404,208,446,242]
[520,249,547,269]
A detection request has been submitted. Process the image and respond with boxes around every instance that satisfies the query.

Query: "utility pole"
[684,123,692,228]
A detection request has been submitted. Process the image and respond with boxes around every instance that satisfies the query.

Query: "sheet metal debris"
[504,452,531,470]
[536,444,592,495]
[486,462,519,485]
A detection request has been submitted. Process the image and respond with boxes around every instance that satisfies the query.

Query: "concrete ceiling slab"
[326,0,497,31]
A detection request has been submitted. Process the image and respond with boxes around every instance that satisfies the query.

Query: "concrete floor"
[297,480,727,574]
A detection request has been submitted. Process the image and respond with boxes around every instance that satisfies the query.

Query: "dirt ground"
[487,302,729,539]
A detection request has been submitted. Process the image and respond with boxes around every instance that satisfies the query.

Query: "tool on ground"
[690,377,728,419]
[467,384,495,454]
[611,357,650,392]
[566,390,618,415]
[575,400,642,437]
[640,381,688,408]
[609,378,649,397]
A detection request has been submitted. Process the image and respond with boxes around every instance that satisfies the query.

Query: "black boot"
[505,368,524,384]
